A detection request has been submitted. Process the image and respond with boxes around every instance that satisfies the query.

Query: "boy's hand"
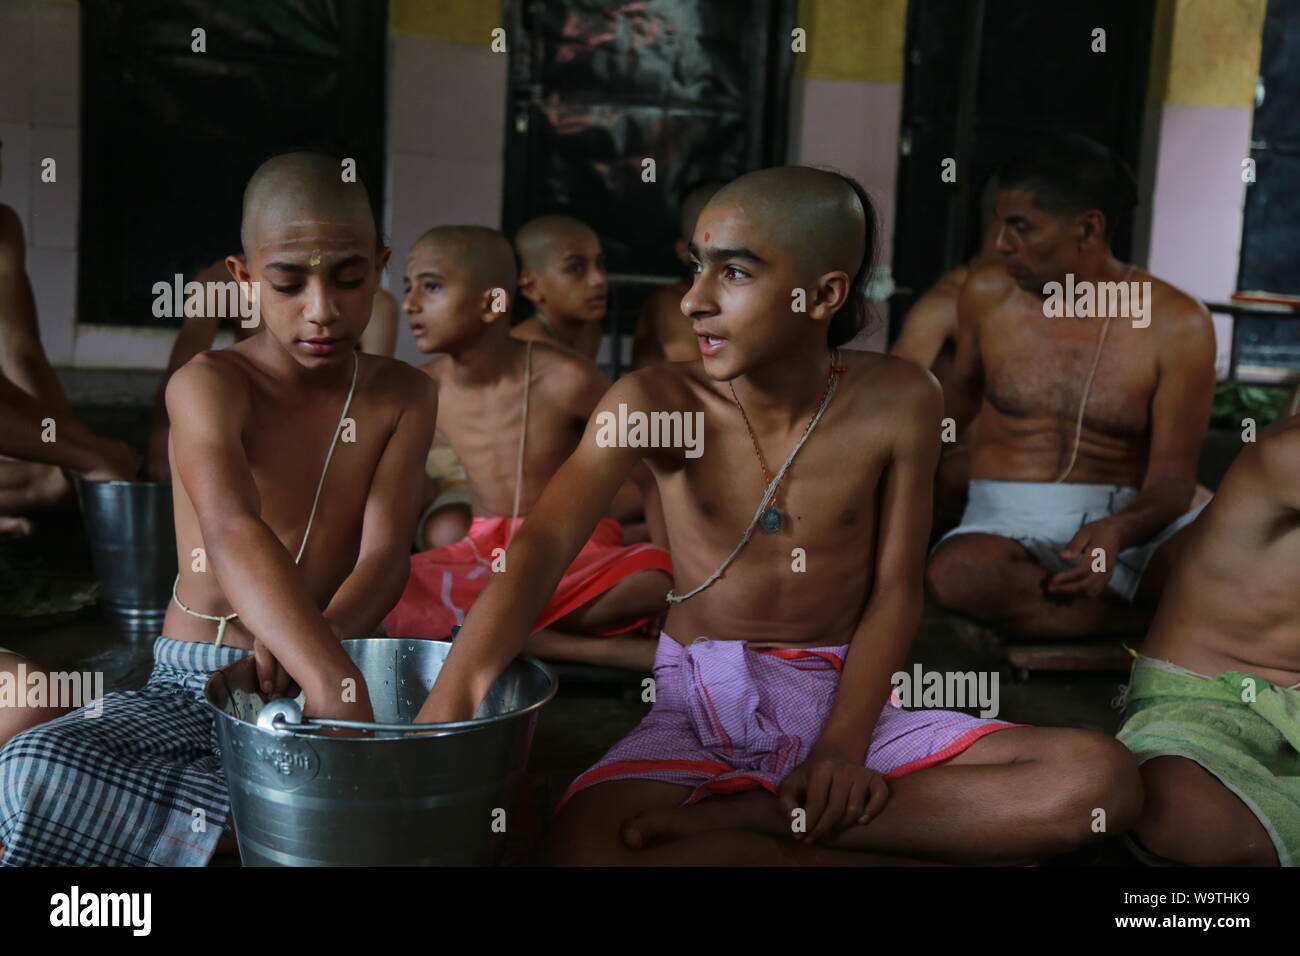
[253,638,294,700]
[778,750,889,844]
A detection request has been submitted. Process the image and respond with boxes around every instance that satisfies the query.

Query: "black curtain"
[79,0,388,328]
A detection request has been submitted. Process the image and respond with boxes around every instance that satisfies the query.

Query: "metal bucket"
[74,477,177,637]
[205,638,557,866]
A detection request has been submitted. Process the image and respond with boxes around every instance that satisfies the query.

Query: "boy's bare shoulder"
[605,358,703,411]
[165,349,255,420]
[844,349,942,420]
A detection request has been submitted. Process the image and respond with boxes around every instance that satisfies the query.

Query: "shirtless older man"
[926,134,1216,642]
[1121,414,1300,866]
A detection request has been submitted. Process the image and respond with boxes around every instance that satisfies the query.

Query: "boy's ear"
[517,268,541,307]
[808,271,851,324]
[375,245,393,275]
[225,254,250,283]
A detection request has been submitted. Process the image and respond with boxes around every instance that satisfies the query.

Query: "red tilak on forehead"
[704,232,709,241]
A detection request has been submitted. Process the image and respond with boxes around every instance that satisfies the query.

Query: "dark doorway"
[501,0,795,330]
[79,0,388,328]
[1238,0,1300,296]
[890,0,1156,340]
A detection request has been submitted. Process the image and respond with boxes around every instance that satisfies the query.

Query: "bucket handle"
[255,699,473,736]
[263,713,462,735]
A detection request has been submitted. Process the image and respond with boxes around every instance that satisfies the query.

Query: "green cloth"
[1117,658,1300,866]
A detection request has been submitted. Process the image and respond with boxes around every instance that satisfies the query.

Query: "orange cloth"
[383,517,672,639]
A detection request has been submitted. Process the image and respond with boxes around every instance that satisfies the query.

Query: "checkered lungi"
[0,637,248,866]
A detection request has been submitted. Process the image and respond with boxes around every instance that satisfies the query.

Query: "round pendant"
[760,506,785,533]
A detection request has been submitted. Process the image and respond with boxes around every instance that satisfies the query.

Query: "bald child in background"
[512,214,608,360]
[390,224,671,671]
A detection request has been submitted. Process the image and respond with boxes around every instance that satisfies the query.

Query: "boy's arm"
[0,372,135,479]
[322,370,436,638]
[783,366,943,841]
[146,312,221,481]
[167,357,369,719]
[416,372,656,723]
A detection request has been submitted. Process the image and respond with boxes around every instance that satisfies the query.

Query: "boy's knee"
[924,541,984,612]
[1045,732,1143,843]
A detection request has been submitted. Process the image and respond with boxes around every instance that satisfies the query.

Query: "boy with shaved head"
[415,166,1140,865]
[512,214,608,359]
[388,225,672,671]
[0,151,435,865]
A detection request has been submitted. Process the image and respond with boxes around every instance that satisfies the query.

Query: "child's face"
[683,202,807,380]
[235,216,386,368]
[522,232,607,323]
[402,241,491,354]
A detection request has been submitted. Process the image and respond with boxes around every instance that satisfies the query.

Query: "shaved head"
[708,166,867,285]
[700,166,876,346]
[515,214,596,272]
[414,225,517,293]
[240,151,377,254]
[679,180,725,239]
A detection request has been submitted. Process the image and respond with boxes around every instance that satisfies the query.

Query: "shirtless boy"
[415,167,1140,866]
[927,133,1217,641]
[0,151,435,865]
[511,215,607,360]
[384,226,672,672]
[144,256,400,482]
[1120,414,1300,866]
[632,180,725,368]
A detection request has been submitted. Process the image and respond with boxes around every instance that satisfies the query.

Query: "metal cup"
[74,477,177,637]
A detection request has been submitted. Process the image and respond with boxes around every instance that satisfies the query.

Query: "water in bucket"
[206,638,556,866]
[74,477,177,637]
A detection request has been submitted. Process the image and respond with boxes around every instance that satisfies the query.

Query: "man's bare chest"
[983,321,1156,436]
